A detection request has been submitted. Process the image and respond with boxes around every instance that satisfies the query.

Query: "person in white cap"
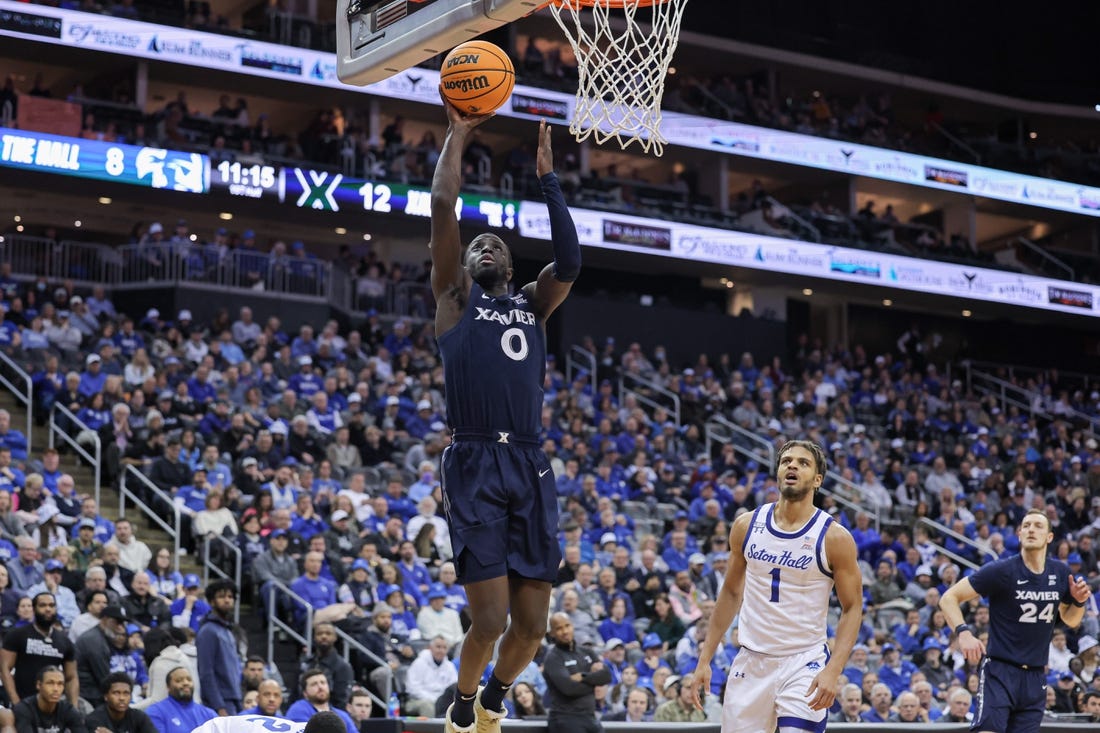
[1076,635,1099,684]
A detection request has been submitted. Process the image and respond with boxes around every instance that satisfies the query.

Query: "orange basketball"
[440,40,515,115]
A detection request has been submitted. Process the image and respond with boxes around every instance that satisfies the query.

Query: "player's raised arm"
[429,94,492,302]
[940,577,985,665]
[807,523,861,711]
[689,511,749,709]
[1059,574,1091,628]
[523,120,580,321]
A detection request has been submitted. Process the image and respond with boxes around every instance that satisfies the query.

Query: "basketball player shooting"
[688,440,863,733]
[429,95,581,733]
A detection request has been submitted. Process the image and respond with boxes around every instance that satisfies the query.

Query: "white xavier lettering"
[1014,590,1061,601]
[474,307,536,326]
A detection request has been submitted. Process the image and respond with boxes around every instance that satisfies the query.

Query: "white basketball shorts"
[721,644,829,733]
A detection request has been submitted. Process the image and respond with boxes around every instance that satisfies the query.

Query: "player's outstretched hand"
[439,87,494,132]
[688,665,710,711]
[1069,574,1091,605]
[536,119,553,177]
[806,667,839,711]
[958,630,986,666]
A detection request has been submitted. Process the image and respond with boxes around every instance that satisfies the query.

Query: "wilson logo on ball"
[443,75,491,93]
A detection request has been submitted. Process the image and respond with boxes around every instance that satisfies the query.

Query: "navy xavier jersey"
[968,555,1072,668]
[438,281,545,435]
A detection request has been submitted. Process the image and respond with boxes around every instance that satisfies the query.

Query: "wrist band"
[1071,598,1086,608]
[954,623,972,636]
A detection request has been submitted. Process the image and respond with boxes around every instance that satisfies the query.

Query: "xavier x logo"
[293,168,342,211]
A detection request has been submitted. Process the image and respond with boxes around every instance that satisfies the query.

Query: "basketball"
[440,40,515,115]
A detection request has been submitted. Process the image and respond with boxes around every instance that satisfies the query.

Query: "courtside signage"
[518,201,1100,317]
[0,127,209,192]
[3,0,1099,218]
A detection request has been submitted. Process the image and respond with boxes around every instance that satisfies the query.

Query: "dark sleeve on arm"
[13,704,33,733]
[83,638,112,693]
[136,708,159,733]
[194,630,226,710]
[543,651,594,698]
[539,173,581,282]
[967,562,999,598]
[332,660,354,709]
[583,665,612,686]
[65,705,88,733]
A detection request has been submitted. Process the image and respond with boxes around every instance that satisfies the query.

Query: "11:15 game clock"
[211,160,280,199]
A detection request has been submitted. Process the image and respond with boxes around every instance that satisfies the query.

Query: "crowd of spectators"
[0,265,1095,724]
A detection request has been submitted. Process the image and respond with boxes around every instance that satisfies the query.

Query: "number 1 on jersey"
[769,567,781,603]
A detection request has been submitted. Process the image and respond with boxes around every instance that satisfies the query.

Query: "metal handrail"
[765,196,821,242]
[48,404,101,508]
[929,121,982,163]
[912,525,983,573]
[566,345,596,387]
[1015,237,1074,281]
[823,469,884,532]
[330,625,387,709]
[202,534,242,625]
[703,415,875,529]
[916,517,998,566]
[967,364,1100,438]
[707,415,776,468]
[962,360,1097,390]
[119,465,181,571]
[619,372,682,427]
[0,351,33,455]
[266,580,314,667]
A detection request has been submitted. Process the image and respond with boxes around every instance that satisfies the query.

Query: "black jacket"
[85,705,157,733]
[74,625,114,707]
[543,640,611,716]
[13,696,86,733]
[148,456,191,493]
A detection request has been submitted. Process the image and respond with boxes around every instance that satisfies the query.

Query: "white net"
[547,0,688,157]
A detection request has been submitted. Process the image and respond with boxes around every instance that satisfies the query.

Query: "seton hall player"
[940,508,1091,733]
[193,712,343,733]
[429,98,581,733]
[689,440,863,733]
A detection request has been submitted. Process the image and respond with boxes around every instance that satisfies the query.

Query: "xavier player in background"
[940,509,1091,733]
[430,94,581,733]
[688,440,863,733]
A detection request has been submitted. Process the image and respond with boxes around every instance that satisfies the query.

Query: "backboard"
[336,0,542,87]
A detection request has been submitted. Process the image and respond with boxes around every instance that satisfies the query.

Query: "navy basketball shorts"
[972,657,1046,733]
[441,438,561,584]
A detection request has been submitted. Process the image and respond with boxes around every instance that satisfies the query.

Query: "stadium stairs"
[0,392,304,686]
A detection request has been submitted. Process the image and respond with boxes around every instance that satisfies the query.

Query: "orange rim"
[547,0,669,8]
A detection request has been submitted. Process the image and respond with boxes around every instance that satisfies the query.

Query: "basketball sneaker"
[444,702,475,733]
[474,687,506,733]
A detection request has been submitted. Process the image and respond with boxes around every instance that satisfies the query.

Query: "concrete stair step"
[0,392,203,576]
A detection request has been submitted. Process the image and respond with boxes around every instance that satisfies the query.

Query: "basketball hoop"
[547,0,688,157]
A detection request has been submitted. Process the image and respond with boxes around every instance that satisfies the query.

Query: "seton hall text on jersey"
[746,543,814,570]
[1015,589,1061,601]
[475,307,536,326]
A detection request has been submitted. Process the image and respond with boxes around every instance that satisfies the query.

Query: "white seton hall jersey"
[738,503,835,656]
[193,715,305,733]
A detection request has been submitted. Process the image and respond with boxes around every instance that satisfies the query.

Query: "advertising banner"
[1,0,1098,218]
